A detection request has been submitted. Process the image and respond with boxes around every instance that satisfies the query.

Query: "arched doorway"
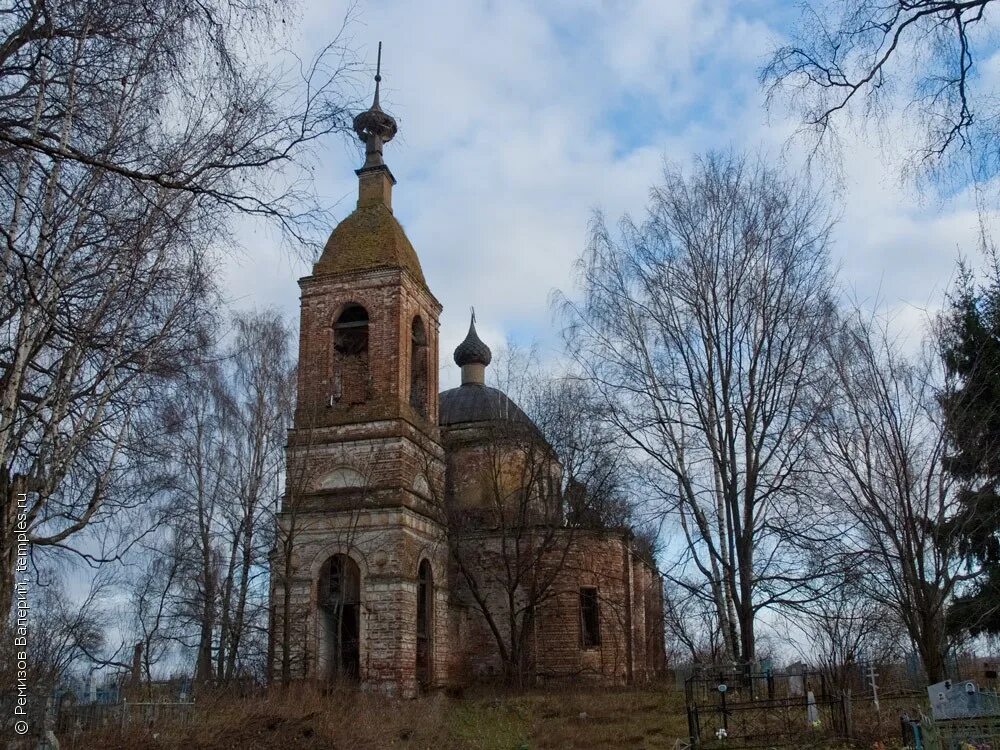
[416,559,433,688]
[318,554,361,680]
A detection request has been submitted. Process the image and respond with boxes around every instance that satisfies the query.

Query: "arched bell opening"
[332,304,369,405]
[410,315,429,417]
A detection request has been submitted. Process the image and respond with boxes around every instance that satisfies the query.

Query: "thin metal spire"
[353,40,397,169]
[372,41,382,108]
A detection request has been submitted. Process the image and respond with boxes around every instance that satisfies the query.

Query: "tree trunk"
[0,473,27,618]
[225,534,254,681]
[280,534,294,685]
[738,537,755,664]
[195,567,216,686]
[216,539,239,681]
[738,603,755,666]
[917,610,949,683]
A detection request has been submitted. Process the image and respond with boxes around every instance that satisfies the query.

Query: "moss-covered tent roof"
[312,203,426,287]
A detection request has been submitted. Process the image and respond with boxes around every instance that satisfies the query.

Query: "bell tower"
[271,45,448,697]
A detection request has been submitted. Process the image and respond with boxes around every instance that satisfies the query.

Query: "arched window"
[416,559,433,688]
[333,305,369,405]
[409,316,428,417]
[318,554,361,680]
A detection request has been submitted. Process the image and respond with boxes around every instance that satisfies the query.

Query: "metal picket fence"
[685,668,851,748]
[57,700,195,734]
[919,714,1000,750]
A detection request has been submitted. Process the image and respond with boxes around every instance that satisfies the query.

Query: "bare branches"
[0,0,360,242]
[763,1,997,183]
[784,571,904,690]
[131,309,294,685]
[558,152,839,663]
[444,350,646,685]
[0,0,358,617]
[816,308,965,681]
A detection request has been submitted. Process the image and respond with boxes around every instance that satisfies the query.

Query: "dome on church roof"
[313,203,426,285]
[442,311,544,436]
[454,316,492,367]
[439,383,536,430]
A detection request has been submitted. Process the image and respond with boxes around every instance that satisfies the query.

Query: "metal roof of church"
[439,383,536,430]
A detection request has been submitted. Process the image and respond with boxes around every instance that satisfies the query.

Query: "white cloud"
[221,0,989,387]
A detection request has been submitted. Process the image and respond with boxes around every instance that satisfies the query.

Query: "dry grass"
[57,682,910,750]
[58,683,687,750]
[524,686,687,749]
[61,684,448,750]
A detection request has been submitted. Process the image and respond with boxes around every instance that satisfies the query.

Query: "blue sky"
[223,0,1000,388]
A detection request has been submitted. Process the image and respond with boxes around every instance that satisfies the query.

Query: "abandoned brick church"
[268,59,665,698]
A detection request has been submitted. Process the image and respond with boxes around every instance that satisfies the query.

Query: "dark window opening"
[318,554,361,680]
[333,305,369,405]
[416,559,433,688]
[409,316,428,417]
[580,587,600,649]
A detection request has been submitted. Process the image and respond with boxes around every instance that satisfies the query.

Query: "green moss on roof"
[313,203,426,286]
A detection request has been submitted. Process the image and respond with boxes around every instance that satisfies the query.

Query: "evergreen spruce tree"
[940,260,1000,635]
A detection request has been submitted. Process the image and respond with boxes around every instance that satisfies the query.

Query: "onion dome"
[454,311,492,368]
[439,311,547,442]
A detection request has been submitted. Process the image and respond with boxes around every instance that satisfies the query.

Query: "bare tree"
[557,152,838,664]
[791,570,904,692]
[155,359,233,686]
[816,310,975,682]
[0,0,359,234]
[270,435,317,686]
[0,575,111,735]
[216,311,294,682]
[0,0,359,616]
[125,540,185,691]
[663,581,726,665]
[445,399,567,685]
[131,309,294,686]
[763,0,999,186]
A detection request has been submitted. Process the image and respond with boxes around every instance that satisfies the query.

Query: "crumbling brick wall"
[273,259,450,699]
[270,507,451,697]
[446,528,666,686]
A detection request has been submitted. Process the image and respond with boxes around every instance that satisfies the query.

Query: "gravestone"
[806,690,819,724]
[788,661,807,697]
[928,679,1000,720]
